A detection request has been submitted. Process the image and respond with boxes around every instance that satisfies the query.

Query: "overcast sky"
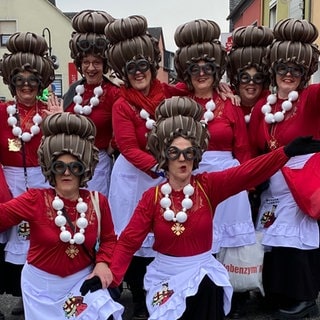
[55,0,230,51]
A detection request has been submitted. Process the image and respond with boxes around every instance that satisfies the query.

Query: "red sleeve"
[112,97,157,173]
[161,82,189,98]
[0,166,12,203]
[95,193,117,266]
[110,189,155,286]
[204,147,289,207]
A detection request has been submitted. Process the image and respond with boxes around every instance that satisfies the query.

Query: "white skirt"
[3,166,49,264]
[194,151,255,253]
[22,263,124,320]
[108,154,164,257]
[144,251,233,320]
[256,154,319,250]
[86,150,112,198]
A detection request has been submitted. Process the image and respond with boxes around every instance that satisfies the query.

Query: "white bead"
[245,114,251,123]
[7,116,17,126]
[160,197,171,208]
[12,126,22,136]
[52,197,64,210]
[30,125,40,135]
[274,111,285,122]
[60,230,71,242]
[21,132,32,142]
[6,105,16,114]
[204,110,214,121]
[265,113,275,124]
[74,232,85,244]
[33,113,42,124]
[205,99,216,110]
[140,109,149,119]
[281,100,293,111]
[261,104,271,114]
[183,184,194,196]
[288,90,298,101]
[75,84,85,94]
[176,211,188,223]
[146,119,155,130]
[76,201,88,213]
[82,105,92,115]
[73,95,83,104]
[90,96,99,107]
[161,183,172,195]
[94,86,103,96]
[182,198,193,209]
[164,209,175,221]
[55,215,66,227]
[77,217,88,229]
[267,94,277,104]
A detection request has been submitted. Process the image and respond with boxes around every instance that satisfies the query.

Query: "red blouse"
[0,101,48,167]
[65,80,120,150]
[110,147,289,285]
[0,189,117,277]
[249,84,320,156]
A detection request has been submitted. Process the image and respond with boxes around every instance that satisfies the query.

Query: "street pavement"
[1,290,320,319]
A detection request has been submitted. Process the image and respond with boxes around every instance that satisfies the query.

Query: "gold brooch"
[65,244,79,258]
[171,222,185,236]
[8,138,22,152]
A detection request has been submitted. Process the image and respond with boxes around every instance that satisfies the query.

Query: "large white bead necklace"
[73,84,103,115]
[160,183,195,223]
[261,91,299,124]
[6,103,42,142]
[201,99,216,125]
[140,109,155,130]
[52,195,88,245]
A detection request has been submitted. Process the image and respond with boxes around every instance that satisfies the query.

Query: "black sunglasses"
[51,161,85,176]
[125,59,150,75]
[11,74,40,88]
[165,146,198,161]
[77,38,108,52]
[274,63,304,78]
[238,71,265,85]
[187,62,217,76]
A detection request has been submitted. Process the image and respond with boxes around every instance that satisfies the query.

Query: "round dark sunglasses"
[51,161,85,176]
[238,71,265,85]
[11,75,40,88]
[187,62,217,76]
[165,146,198,161]
[274,63,304,78]
[125,59,150,75]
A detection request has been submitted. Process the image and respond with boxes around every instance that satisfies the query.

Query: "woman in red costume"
[0,31,56,316]
[249,18,320,319]
[104,15,166,319]
[0,113,123,319]
[108,96,320,320]
[62,9,121,198]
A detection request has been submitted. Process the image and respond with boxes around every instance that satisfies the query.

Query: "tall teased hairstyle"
[267,18,320,89]
[147,96,209,171]
[0,32,55,96]
[227,25,274,91]
[174,19,227,90]
[69,9,115,74]
[104,15,161,85]
[38,112,99,187]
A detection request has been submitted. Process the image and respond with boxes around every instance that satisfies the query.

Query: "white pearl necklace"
[73,84,103,115]
[52,195,88,245]
[261,91,299,124]
[201,99,216,125]
[160,183,195,223]
[6,104,42,142]
[140,109,155,130]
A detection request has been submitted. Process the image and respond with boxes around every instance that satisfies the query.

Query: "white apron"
[22,263,124,320]
[86,149,112,198]
[144,251,233,320]
[256,154,319,250]
[194,151,255,253]
[3,166,49,264]
[108,154,164,257]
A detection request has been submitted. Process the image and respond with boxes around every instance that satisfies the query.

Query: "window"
[0,34,11,46]
[0,20,16,47]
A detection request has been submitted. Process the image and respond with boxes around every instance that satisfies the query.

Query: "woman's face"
[188,60,215,94]
[13,71,39,106]
[238,67,264,107]
[274,62,303,97]
[81,54,104,85]
[126,58,152,96]
[53,154,83,199]
[166,137,195,187]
